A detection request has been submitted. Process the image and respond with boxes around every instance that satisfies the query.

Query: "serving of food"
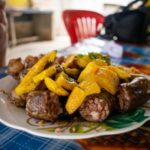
[0,50,150,139]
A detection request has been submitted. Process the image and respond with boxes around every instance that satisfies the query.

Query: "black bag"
[104,0,150,44]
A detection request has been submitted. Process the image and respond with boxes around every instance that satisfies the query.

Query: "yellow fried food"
[33,65,56,83]
[95,67,119,95]
[94,59,108,66]
[120,66,140,74]
[76,55,91,68]
[65,87,85,114]
[79,78,100,96]
[109,66,131,79]
[56,72,77,91]
[63,54,76,68]
[76,53,109,68]
[64,68,80,78]
[16,82,39,95]
[78,61,99,82]
[15,50,56,95]
[48,50,57,62]
[45,77,69,96]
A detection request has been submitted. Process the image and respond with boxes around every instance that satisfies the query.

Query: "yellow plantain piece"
[78,61,99,82]
[15,50,57,95]
[45,77,69,96]
[76,55,91,68]
[109,66,131,79]
[95,67,119,95]
[16,82,39,95]
[118,66,140,74]
[56,72,77,91]
[65,86,85,114]
[79,77,101,96]
[33,65,56,83]
[64,68,80,78]
[48,50,57,62]
[63,54,76,68]
[94,59,108,66]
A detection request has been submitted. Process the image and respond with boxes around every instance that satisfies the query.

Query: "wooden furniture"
[6,9,54,47]
[63,10,104,44]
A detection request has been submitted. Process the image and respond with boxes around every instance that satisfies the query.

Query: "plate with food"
[0,50,150,139]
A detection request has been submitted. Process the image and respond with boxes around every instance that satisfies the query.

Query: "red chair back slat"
[63,10,104,44]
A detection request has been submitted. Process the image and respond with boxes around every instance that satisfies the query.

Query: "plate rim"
[1,112,150,139]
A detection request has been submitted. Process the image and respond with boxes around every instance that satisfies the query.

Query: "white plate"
[0,75,150,139]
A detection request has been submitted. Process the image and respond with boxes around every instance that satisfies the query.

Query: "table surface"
[1,38,150,150]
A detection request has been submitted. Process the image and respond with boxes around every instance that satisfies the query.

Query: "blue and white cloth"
[0,123,84,150]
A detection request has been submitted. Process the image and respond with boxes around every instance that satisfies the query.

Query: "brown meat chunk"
[54,56,65,65]
[55,64,64,73]
[26,91,63,121]
[35,81,47,91]
[118,76,150,112]
[18,68,29,80]
[8,58,24,75]
[24,55,38,68]
[79,91,117,122]
[10,90,27,107]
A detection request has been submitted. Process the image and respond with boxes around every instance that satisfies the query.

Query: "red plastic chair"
[63,10,104,45]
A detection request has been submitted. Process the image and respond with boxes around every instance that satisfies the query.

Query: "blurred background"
[6,0,133,45]
[5,0,144,63]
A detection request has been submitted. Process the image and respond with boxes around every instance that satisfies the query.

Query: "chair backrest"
[63,10,104,44]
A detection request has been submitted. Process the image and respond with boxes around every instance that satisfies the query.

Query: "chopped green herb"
[77,54,84,57]
[88,52,101,59]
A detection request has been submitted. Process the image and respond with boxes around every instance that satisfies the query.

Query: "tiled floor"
[6,36,70,64]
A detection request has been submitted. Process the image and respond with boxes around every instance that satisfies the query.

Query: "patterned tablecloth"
[0,123,84,150]
[0,38,150,150]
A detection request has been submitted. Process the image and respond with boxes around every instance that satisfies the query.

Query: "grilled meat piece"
[79,91,117,122]
[24,55,38,68]
[35,81,47,91]
[18,68,29,80]
[18,56,38,80]
[118,76,150,112]
[55,64,64,73]
[54,56,65,65]
[26,91,63,121]
[11,90,27,107]
[8,58,24,76]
